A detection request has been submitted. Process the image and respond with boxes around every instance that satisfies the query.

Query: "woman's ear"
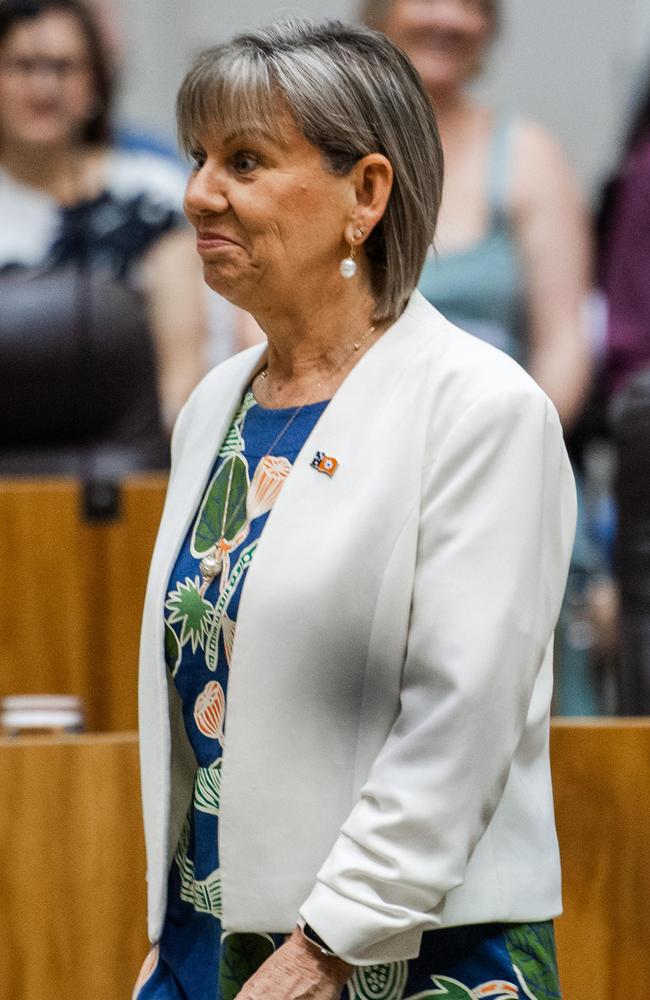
[345,154,394,244]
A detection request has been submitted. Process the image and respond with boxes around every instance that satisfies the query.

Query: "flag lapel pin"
[310,451,339,477]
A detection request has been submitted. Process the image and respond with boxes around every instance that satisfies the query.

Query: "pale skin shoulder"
[509,118,593,430]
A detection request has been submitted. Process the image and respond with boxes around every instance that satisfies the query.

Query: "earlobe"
[339,226,367,279]
[349,154,393,240]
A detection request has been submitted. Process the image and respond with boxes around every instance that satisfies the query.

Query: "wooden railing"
[0,475,166,732]
[0,722,648,1000]
[0,732,147,1000]
[552,719,650,999]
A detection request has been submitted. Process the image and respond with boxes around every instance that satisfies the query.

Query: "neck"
[251,281,384,408]
[1,139,97,203]
[428,88,473,139]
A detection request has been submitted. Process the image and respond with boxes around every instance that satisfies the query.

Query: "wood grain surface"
[0,722,648,999]
[0,476,166,732]
[552,719,650,999]
[0,732,148,1000]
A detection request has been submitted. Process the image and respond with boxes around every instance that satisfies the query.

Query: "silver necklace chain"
[199,323,377,586]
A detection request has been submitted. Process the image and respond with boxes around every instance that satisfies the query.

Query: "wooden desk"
[0,722,648,1000]
[0,476,166,732]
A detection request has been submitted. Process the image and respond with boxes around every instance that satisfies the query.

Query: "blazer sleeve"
[299,383,576,964]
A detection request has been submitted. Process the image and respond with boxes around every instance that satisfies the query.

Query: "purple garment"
[603,138,650,394]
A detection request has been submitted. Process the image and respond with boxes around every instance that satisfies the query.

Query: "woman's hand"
[235,927,353,999]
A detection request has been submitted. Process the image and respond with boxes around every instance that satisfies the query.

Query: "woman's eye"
[232,150,259,175]
[189,150,206,172]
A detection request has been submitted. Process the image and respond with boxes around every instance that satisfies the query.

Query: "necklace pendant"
[200,547,223,583]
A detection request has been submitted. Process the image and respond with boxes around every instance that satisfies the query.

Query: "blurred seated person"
[366,0,597,713]
[599,64,650,713]
[0,0,208,477]
[365,0,592,432]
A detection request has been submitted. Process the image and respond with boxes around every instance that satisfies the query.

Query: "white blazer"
[138,291,576,965]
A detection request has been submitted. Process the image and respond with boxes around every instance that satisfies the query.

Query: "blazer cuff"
[299,882,430,966]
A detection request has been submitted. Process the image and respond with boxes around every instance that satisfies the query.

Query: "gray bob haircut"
[177,18,443,321]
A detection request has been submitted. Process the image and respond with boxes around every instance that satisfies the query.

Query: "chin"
[202,266,248,310]
[413,59,469,96]
[18,126,71,147]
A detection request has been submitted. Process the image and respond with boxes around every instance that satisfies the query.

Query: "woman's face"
[383,0,492,96]
[183,111,358,315]
[0,10,96,149]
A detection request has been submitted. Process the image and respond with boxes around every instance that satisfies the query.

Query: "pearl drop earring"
[339,228,365,280]
[340,242,357,280]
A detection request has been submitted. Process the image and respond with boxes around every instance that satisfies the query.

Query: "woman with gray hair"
[134,18,575,1000]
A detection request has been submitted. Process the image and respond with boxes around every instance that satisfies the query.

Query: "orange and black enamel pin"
[310,451,339,477]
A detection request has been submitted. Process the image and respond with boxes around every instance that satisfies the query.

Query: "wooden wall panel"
[0,733,148,1000]
[0,476,166,732]
[552,720,650,999]
[1,725,648,999]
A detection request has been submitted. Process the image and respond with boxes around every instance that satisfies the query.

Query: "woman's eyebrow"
[222,126,280,145]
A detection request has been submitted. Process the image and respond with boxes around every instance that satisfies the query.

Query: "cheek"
[248,190,310,257]
[72,86,96,118]
[62,76,97,122]
[461,17,491,53]
[0,87,15,124]
[284,183,347,253]
[0,92,38,139]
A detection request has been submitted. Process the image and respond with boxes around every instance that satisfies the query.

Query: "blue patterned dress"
[135,391,562,1000]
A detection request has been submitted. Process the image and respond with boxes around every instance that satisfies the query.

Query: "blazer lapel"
[231,292,449,667]
[147,343,268,643]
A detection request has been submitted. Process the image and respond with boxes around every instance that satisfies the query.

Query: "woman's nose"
[29,61,65,96]
[183,166,230,222]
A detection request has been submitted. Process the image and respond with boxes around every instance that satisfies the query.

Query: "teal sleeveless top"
[418,117,526,364]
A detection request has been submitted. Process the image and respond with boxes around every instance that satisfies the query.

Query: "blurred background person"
[0,0,208,477]
[599,61,650,714]
[364,0,597,713]
[87,0,267,368]
[364,0,591,427]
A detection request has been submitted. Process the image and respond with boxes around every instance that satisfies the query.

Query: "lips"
[196,232,240,252]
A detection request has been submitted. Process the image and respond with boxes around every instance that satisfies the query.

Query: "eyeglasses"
[0,56,90,79]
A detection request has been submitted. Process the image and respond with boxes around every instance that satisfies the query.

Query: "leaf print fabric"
[140,392,329,1000]
[191,453,250,560]
[246,455,292,520]
[164,622,181,677]
[504,925,561,1000]
[174,816,222,918]
[349,961,409,999]
[193,761,222,816]
[165,577,213,653]
[219,933,277,1000]
[338,923,560,1000]
[421,977,519,998]
[204,542,257,671]
[193,682,226,742]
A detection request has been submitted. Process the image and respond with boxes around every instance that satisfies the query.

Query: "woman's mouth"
[196,233,240,253]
